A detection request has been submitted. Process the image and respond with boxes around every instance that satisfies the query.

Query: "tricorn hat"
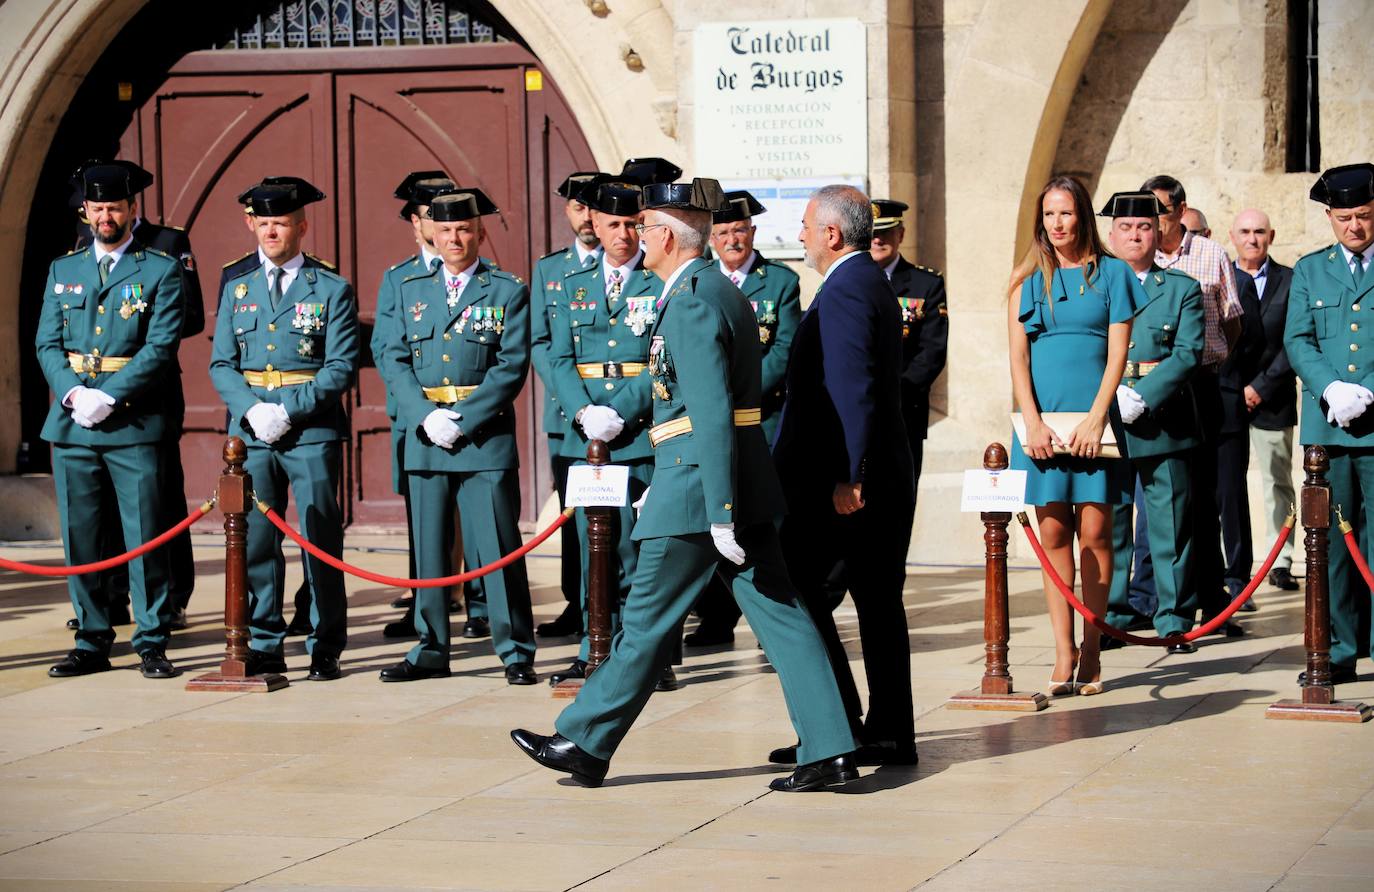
[71,159,154,203]
[556,171,608,200]
[870,199,909,232]
[583,181,643,217]
[1097,191,1168,218]
[1310,163,1374,209]
[394,170,454,220]
[712,190,766,225]
[619,157,683,187]
[428,188,500,222]
[643,178,728,214]
[240,176,326,216]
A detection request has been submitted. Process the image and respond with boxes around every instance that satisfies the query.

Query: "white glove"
[580,405,625,442]
[1116,384,1147,424]
[710,522,746,566]
[70,387,116,426]
[70,409,97,429]
[1323,381,1374,428]
[245,402,291,444]
[632,486,650,517]
[423,408,463,449]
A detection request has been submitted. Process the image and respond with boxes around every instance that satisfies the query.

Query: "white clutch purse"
[1012,412,1120,459]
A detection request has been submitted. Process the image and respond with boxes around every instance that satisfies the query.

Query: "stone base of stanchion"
[1265,699,1371,722]
[946,690,1048,711]
[550,679,584,700]
[186,669,289,692]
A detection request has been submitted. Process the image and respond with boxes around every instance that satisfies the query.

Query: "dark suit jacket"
[1218,267,1266,435]
[78,219,203,338]
[1241,260,1297,431]
[773,251,914,508]
[889,256,948,441]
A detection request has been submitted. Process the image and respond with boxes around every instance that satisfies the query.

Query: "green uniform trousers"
[556,523,855,765]
[245,442,347,659]
[52,443,170,655]
[407,468,534,668]
[1323,447,1374,669]
[574,459,653,662]
[1108,454,1196,637]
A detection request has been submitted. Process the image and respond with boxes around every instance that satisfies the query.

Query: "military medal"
[297,338,314,357]
[409,301,428,322]
[653,380,670,401]
[235,283,249,300]
[454,307,473,334]
[53,283,63,294]
[292,302,324,333]
[759,325,772,345]
[119,299,134,320]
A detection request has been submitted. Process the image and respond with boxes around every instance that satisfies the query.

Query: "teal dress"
[1010,258,1144,506]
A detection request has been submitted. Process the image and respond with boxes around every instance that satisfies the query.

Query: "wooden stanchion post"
[1267,445,1368,721]
[947,443,1048,711]
[187,437,288,692]
[553,439,612,698]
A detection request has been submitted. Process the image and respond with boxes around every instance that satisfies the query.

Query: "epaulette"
[539,247,568,261]
[222,251,254,270]
[305,252,336,270]
[916,264,943,277]
[490,268,524,285]
[142,246,173,260]
[388,254,420,273]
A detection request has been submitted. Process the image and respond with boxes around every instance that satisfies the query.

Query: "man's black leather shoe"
[138,648,177,678]
[462,617,490,639]
[1201,615,1245,638]
[48,649,111,678]
[379,660,451,682]
[769,754,858,792]
[655,666,680,692]
[1269,567,1300,591]
[505,662,538,685]
[768,742,799,765]
[510,729,609,787]
[382,619,415,639]
[65,617,78,630]
[307,654,342,681]
[391,595,414,609]
[536,604,583,638]
[684,622,735,647]
[549,659,587,687]
[854,742,918,766]
[1167,641,1197,655]
[245,651,288,675]
[285,614,313,636]
[1298,665,1359,686]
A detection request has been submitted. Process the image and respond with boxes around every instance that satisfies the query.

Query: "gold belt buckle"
[82,353,101,376]
[603,362,624,379]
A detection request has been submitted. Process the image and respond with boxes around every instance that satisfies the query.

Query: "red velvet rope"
[1340,520,1374,591]
[1017,510,1294,646]
[257,502,574,588]
[0,501,215,577]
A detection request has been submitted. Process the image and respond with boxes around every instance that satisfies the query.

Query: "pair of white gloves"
[632,486,745,566]
[1324,381,1374,428]
[64,386,116,429]
[422,408,464,449]
[1115,385,1148,424]
[245,402,292,444]
[580,405,624,442]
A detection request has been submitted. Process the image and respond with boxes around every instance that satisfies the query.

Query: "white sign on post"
[693,18,868,257]
[960,469,1028,513]
[565,464,630,508]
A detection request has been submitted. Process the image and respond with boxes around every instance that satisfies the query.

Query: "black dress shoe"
[510,729,609,787]
[382,619,416,639]
[65,617,78,630]
[139,648,177,679]
[48,649,111,678]
[684,622,735,647]
[462,617,490,639]
[307,654,342,681]
[536,604,584,638]
[379,659,451,682]
[1269,567,1300,591]
[449,599,463,614]
[854,742,918,766]
[245,651,289,675]
[285,614,313,636]
[1201,615,1246,638]
[1167,641,1197,655]
[1238,596,1258,613]
[655,666,680,692]
[549,659,587,687]
[1298,665,1359,686]
[505,662,538,685]
[769,754,859,792]
[391,595,414,609]
[768,742,799,765]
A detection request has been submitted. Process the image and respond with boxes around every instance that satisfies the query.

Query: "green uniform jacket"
[209,263,359,448]
[383,260,530,472]
[1120,267,1205,459]
[36,242,185,446]
[633,257,787,540]
[1285,244,1374,446]
[734,251,801,439]
[531,245,598,440]
[547,255,662,461]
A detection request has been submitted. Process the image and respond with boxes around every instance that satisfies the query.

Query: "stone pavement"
[0,529,1372,891]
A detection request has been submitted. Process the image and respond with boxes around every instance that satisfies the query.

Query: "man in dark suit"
[771,185,917,766]
[1232,208,1299,594]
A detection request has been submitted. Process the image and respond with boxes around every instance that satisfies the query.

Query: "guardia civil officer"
[685,189,802,647]
[1284,162,1374,685]
[209,178,359,681]
[39,162,185,679]
[377,189,538,684]
[529,170,606,639]
[511,178,858,792]
[1100,191,1206,650]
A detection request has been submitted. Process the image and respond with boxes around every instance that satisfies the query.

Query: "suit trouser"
[407,468,534,669]
[1320,447,1374,668]
[1107,455,1196,636]
[52,443,170,655]
[1217,428,1254,592]
[574,460,653,662]
[556,524,855,765]
[781,488,916,745]
[1251,426,1297,571]
[1192,370,1228,617]
[550,445,582,607]
[244,441,347,659]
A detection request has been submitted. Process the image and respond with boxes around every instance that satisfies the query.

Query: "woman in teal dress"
[1008,175,1145,697]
